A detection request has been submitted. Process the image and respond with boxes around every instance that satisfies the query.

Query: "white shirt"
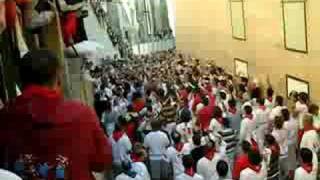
[284,117,299,145]
[208,118,224,141]
[0,169,22,180]
[271,128,289,155]
[296,101,309,114]
[197,153,222,180]
[264,97,274,110]
[176,173,204,180]
[176,122,194,143]
[165,143,192,177]
[254,108,270,126]
[115,173,143,180]
[144,131,170,159]
[294,150,318,180]
[239,162,267,180]
[110,133,132,164]
[239,117,256,143]
[300,130,320,154]
[132,162,150,180]
[269,106,285,121]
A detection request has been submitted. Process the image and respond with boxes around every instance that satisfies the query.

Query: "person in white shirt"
[294,148,317,180]
[144,120,170,179]
[296,92,309,129]
[212,160,232,180]
[269,96,285,123]
[116,161,143,180]
[300,114,320,161]
[176,108,193,143]
[144,120,170,156]
[239,105,256,144]
[131,148,151,180]
[176,155,204,180]
[208,107,224,141]
[165,131,192,177]
[197,140,223,180]
[264,87,275,110]
[254,98,270,152]
[271,116,289,177]
[110,118,133,174]
[0,169,22,180]
[240,150,267,180]
[282,108,299,177]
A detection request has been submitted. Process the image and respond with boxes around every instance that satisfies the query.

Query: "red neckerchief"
[302,163,313,173]
[248,163,262,173]
[205,84,212,93]
[113,130,124,142]
[174,142,184,152]
[245,114,254,120]
[185,167,195,177]
[228,107,237,114]
[205,150,215,161]
[131,153,139,162]
[267,97,273,103]
[22,85,62,100]
[304,126,315,133]
[217,117,224,125]
[270,144,280,156]
[259,105,266,111]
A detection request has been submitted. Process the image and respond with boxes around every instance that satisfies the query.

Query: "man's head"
[20,49,62,89]
[192,134,202,147]
[300,148,313,164]
[248,150,262,166]
[216,160,229,178]
[241,140,251,154]
[182,154,194,169]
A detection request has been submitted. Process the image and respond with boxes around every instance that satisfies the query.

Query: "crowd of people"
[0,48,319,180]
[88,50,320,180]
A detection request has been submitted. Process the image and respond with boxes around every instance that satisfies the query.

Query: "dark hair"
[275,96,284,106]
[299,92,309,104]
[182,155,194,169]
[267,87,274,97]
[180,108,192,123]
[241,141,251,153]
[248,150,262,166]
[118,116,127,127]
[228,85,234,93]
[309,104,319,115]
[281,108,290,121]
[20,49,61,87]
[257,98,265,106]
[171,131,182,144]
[300,148,313,164]
[228,99,236,108]
[213,106,223,119]
[202,96,209,106]
[151,119,162,130]
[216,160,229,177]
[251,87,262,100]
[192,133,202,146]
[244,105,252,115]
[274,116,284,129]
[238,84,246,93]
[265,134,276,146]
[220,91,227,100]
